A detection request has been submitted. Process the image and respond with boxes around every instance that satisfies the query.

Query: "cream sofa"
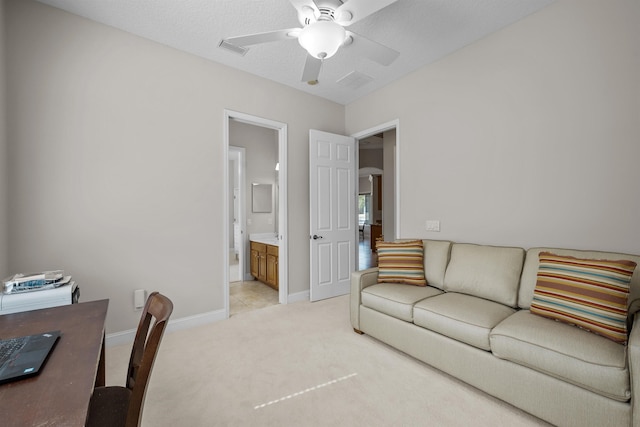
[350,240,640,427]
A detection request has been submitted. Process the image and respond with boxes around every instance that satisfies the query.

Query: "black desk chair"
[86,292,173,427]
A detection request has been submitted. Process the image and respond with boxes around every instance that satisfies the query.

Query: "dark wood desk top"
[0,299,109,426]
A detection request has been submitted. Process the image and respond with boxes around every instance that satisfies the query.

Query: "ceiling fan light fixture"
[298,21,346,60]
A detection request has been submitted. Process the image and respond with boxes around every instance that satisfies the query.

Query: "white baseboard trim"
[106,291,311,347]
[105,308,227,347]
[286,290,310,304]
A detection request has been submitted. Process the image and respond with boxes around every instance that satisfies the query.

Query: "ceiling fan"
[219,0,400,85]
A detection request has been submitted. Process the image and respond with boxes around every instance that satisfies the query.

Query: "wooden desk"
[0,299,109,426]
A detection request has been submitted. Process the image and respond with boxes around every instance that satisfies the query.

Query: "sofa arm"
[628,313,640,426]
[350,267,379,331]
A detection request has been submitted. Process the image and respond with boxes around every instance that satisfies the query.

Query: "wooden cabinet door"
[251,241,267,281]
[250,249,259,278]
[266,254,277,288]
[250,241,278,290]
[266,244,278,290]
[258,251,267,281]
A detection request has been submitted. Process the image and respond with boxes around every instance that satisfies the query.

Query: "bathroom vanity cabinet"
[250,241,278,290]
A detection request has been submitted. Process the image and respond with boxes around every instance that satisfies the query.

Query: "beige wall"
[346,0,640,254]
[358,148,383,170]
[0,0,7,277]
[5,0,344,333]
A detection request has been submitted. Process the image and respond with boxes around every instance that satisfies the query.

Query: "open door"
[309,129,356,301]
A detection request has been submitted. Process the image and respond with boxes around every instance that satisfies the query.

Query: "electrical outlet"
[134,289,146,310]
[426,220,440,232]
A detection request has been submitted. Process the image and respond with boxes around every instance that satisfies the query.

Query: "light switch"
[426,220,440,232]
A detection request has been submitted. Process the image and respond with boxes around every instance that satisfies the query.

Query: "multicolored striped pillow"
[376,240,427,286]
[530,252,637,344]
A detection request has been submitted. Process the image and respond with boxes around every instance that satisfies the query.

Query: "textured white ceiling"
[35,0,555,105]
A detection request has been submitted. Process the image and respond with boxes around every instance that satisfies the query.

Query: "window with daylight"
[358,194,371,225]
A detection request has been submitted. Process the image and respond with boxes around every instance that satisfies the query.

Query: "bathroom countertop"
[249,234,279,247]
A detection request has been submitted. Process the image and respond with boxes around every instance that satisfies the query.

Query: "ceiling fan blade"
[335,0,398,25]
[301,54,322,83]
[223,28,300,48]
[346,31,399,66]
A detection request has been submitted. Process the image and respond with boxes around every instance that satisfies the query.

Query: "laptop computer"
[0,330,60,384]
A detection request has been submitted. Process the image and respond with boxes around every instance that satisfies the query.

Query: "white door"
[309,129,356,302]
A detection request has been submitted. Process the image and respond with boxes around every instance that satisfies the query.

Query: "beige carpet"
[104,295,549,426]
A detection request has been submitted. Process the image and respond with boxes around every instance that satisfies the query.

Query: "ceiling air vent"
[218,40,248,56]
[336,71,373,90]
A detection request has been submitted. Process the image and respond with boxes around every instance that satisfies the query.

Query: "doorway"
[223,110,288,318]
[352,120,399,270]
[357,166,382,270]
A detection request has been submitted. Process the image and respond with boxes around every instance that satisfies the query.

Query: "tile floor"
[228,229,375,318]
[229,254,279,316]
[229,280,279,316]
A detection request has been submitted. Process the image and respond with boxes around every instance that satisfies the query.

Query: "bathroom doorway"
[223,110,288,318]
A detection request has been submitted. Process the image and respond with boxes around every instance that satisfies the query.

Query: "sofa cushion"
[530,252,636,344]
[361,283,442,322]
[413,293,516,351]
[490,310,629,401]
[377,240,427,286]
[519,248,640,314]
[443,244,525,307]
[421,240,452,290]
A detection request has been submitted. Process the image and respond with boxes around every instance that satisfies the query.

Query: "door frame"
[351,119,401,245]
[223,110,289,318]
[228,146,246,282]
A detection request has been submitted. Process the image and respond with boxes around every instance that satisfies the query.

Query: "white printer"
[0,282,79,315]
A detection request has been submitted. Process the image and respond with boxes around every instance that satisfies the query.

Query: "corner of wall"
[0,0,9,278]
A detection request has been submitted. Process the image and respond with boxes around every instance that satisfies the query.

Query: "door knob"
[312,234,324,240]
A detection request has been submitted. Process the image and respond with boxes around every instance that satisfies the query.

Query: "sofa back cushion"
[421,240,453,290]
[443,243,525,307]
[520,248,640,314]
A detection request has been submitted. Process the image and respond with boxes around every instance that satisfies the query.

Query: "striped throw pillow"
[376,240,427,286]
[530,252,637,344]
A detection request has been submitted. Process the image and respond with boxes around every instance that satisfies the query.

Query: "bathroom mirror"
[252,183,272,213]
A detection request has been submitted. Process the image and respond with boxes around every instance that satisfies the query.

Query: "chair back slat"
[125,292,173,427]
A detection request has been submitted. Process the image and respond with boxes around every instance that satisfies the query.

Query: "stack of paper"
[2,271,72,294]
